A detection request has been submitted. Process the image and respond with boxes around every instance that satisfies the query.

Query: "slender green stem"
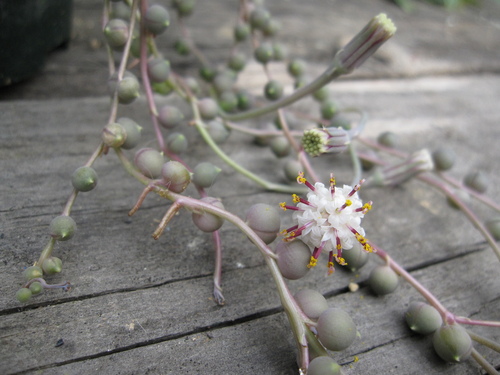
[190,100,307,194]
[468,331,500,353]
[35,238,56,268]
[470,348,500,375]
[220,65,344,122]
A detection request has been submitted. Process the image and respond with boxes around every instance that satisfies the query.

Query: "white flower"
[280,173,372,272]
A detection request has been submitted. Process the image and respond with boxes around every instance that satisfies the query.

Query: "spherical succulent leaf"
[102,122,127,148]
[463,170,488,193]
[192,197,225,232]
[42,256,63,275]
[377,131,398,148]
[147,57,171,83]
[245,203,281,244]
[134,148,164,179]
[341,241,368,271]
[254,42,274,64]
[117,117,142,149]
[144,4,170,35]
[405,301,443,335]
[197,98,219,120]
[158,105,184,128]
[270,136,291,158]
[161,161,191,193]
[72,166,98,192]
[29,281,43,295]
[264,80,284,101]
[432,147,455,171]
[16,288,32,303]
[275,240,311,280]
[166,132,188,154]
[316,308,357,351]
[206,120,231,144]
[23,266,43,281]
[433,324,472,363]
[307,356,344,375]
[294,289,328,320]
[49,215,76,241]
[103,18,129,50]
[192,162,222,188]
[485,217,500,240]
[369,265,399,295]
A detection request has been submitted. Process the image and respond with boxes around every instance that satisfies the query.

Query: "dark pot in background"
[0,0,73,87]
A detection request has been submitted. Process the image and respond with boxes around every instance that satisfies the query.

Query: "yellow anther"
[279,202,287,210]
[336,243,342,250]
[327,261,335,274]
[292,194,300,203]
[297,172,307,184]
[363,202,372,212]
[307,256,318,268]
[345,199,352,206]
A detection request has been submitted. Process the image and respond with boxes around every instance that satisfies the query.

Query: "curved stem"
[470,347,500,375]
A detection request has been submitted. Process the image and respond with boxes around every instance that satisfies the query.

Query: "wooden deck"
[2,1,500,374]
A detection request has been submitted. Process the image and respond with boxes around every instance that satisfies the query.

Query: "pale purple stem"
[212,231,225,305]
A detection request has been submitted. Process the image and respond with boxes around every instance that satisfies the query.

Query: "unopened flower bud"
[302,127,349,157]
[334,13,396,73]
[365,149,434,187]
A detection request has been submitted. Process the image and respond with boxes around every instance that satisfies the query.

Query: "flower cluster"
[302,127,350,157]
[280,173,373,273]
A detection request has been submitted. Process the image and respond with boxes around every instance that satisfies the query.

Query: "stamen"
[327,250,335,274]
[336,199,352,213]
[347,179,365,197]
[329,173,336,198]
[279,202,300,211]
[292,194,313,207]
[355,201,373,214]
[348,225,374,253]
[297,172,315,191]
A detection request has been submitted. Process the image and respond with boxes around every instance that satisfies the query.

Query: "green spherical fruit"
[264,80,283,101]
[227,52,246,73]
[29,281,43,295]
[377,131,398,148]
[317,308,357,351]
[234,22,250,42]
[433,324,472,363]
[463,170,488,193]
[432,147,455,171]
[254,42,274,64]
[49,215,76,241]
[16,288,32,303]
[144,4,170,35]
[369,265,399,295]
[166,132,188,154]
[307,356,343,375]
[275,240,311,280]
[206,120,230,144]
[117,117,142,150]
[42,256,63,275]
[197,98,219,120]
[218,91,239,113]
[161,161,191,193]
[287,59,306,78]
[72,166,98,192]
[103,19,129,50]
[320,99,338,120]
[485,217,500,240]
[283,159,302,182]
[192,162,222,188]
[110,2,131,21]
[147,57,171,83]
[270,136,291,158]
[134,148,164,179]
[158,105,184,128]
[192,197,225,232]
[341,242,369,272]
[245,203,281,244]
[405,301,443,335]
[23,265,43,281]
[294,289,328,320]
